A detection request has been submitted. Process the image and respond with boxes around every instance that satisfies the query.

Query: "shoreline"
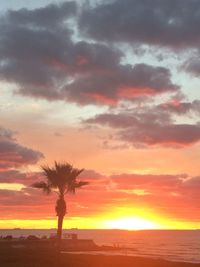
[66,254,200,267]
[0,247,199,267]
[0,238,199,265]
[62,251,200,265]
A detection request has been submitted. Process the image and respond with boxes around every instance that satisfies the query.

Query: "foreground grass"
[0,247,199,267]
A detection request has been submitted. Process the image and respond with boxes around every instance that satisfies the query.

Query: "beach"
[1,229,199,263]
[0,247,200,267]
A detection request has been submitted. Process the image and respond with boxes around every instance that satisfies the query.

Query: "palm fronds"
[32,161,88,195]
[67,180,89,194]
[32,181,52,195]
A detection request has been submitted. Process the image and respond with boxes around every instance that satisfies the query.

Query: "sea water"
[0,229,199,263]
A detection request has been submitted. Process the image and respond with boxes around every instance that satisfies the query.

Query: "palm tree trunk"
[57,214,64,250]
[55,194,66,251]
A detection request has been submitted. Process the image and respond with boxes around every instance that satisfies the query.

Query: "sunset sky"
[1,0,200,230]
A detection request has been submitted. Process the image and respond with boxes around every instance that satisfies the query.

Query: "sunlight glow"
[0,183,24,191]
[104,217,159,230]
[0,216,199,229]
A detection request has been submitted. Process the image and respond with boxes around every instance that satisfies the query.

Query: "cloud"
[6,1,77,28]
[79,0,200,49]
[0,126,43,170]
[0,125,45,218]
[0,1,200,225]
[85,105,200,147]
[64,63,178,105]
[0,187,55,219]
[0,2,178,106]
[0,170,43,186]
[182,57,200,76]
[159,100,200,115]
[1,170,200,221]
[0,2,76,100]
[110,173,185,190]
[119,124,200,147]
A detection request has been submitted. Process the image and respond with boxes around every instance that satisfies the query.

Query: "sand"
[0,246,199,267]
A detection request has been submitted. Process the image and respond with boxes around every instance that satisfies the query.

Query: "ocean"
[0,229,199,263]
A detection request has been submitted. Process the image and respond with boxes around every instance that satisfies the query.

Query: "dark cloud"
[182,57,200,76]
[85,106,200,147]
[119,123,200,147]
[0,170,42,185]
[64,64,178,105]
[79,0,200,49]
[159,100,200,115]
[6,1,77,28]
[86,109,171,129]
[0,126,43,169]
[0,2,76,100]
[0,170,26,183]
[0,2,178,105]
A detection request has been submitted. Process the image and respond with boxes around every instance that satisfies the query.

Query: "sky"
[1,0,200,230]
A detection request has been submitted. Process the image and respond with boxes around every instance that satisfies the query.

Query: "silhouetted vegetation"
[32,162,88,249]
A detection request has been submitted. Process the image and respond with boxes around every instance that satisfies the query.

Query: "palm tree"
[32,161,88,248]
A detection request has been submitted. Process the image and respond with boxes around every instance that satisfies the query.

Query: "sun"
[104,217,159,230]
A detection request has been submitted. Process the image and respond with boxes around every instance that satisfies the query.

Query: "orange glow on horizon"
[104,217,159,230]
[0,216,199,230]
[0,205,199,230]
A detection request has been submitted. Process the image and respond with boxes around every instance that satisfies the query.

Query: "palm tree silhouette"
[32,161,88,248]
